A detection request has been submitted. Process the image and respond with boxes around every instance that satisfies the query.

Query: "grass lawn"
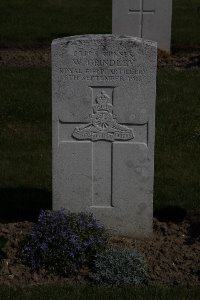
[0,0,200,49]
[0,0,111,47]
[0,285,199,300]
[172,0,200,49]
[0,67,51,190]
[155,69,200,210]
[0,66,199,213]
[0,67,52,219]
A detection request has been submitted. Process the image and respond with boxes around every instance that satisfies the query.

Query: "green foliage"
[90,247,146,286]
[21,209,107,276]
[0,236,7,260]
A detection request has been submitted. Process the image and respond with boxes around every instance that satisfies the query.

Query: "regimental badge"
[72,91,134,142]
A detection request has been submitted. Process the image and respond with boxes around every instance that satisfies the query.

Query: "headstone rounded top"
[52,34,157,48]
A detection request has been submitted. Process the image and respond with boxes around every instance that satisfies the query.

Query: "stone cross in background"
[52,35,157,237]
[112,0,172,52]
[129,1,155,38]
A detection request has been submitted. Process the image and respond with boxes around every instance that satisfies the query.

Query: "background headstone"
[52,35,157,237]
[112,0,172,52]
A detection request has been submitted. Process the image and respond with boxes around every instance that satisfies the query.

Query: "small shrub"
[90,246,146,286]
[20,209,107,276]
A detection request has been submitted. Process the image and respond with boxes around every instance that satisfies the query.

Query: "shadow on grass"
[0,188,52,223]
[154,205,187,223]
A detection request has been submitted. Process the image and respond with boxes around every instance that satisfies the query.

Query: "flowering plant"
[20,209,107,276]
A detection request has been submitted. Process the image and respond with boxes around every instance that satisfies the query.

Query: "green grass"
[172,0,200,49]
[0,67,51,191]
[155,69,200,210]
[0,0,112,47]
[0,0,200,48]
[0,67,200,211]
[0,285,199,300]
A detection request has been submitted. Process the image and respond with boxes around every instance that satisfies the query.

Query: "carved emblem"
[72,91,134,142]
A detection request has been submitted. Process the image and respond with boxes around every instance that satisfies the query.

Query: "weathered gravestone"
[52,35,157,237]
[112,0,172,52]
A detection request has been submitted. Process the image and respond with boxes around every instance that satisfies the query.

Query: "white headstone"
[112,0,172,52]
[52,35,157,237]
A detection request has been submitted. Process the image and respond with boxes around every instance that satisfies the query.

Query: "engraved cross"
[59,86,148,209]
[129,0,155,38]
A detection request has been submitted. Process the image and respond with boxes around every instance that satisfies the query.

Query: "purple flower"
[20,209,107,276]
[39,242,47,250]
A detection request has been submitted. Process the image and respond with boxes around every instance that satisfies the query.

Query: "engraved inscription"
[60,67,145,82]
[72,91,134,142]
[60,39,149,83]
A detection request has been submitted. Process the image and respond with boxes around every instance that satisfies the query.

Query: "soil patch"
[0,213,199,287]
[0,48,50,67]
[0,48,200,69]
[158,49,200,69]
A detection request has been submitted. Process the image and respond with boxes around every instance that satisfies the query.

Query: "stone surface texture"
[112,0,172,52]
[52,35,157,237]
